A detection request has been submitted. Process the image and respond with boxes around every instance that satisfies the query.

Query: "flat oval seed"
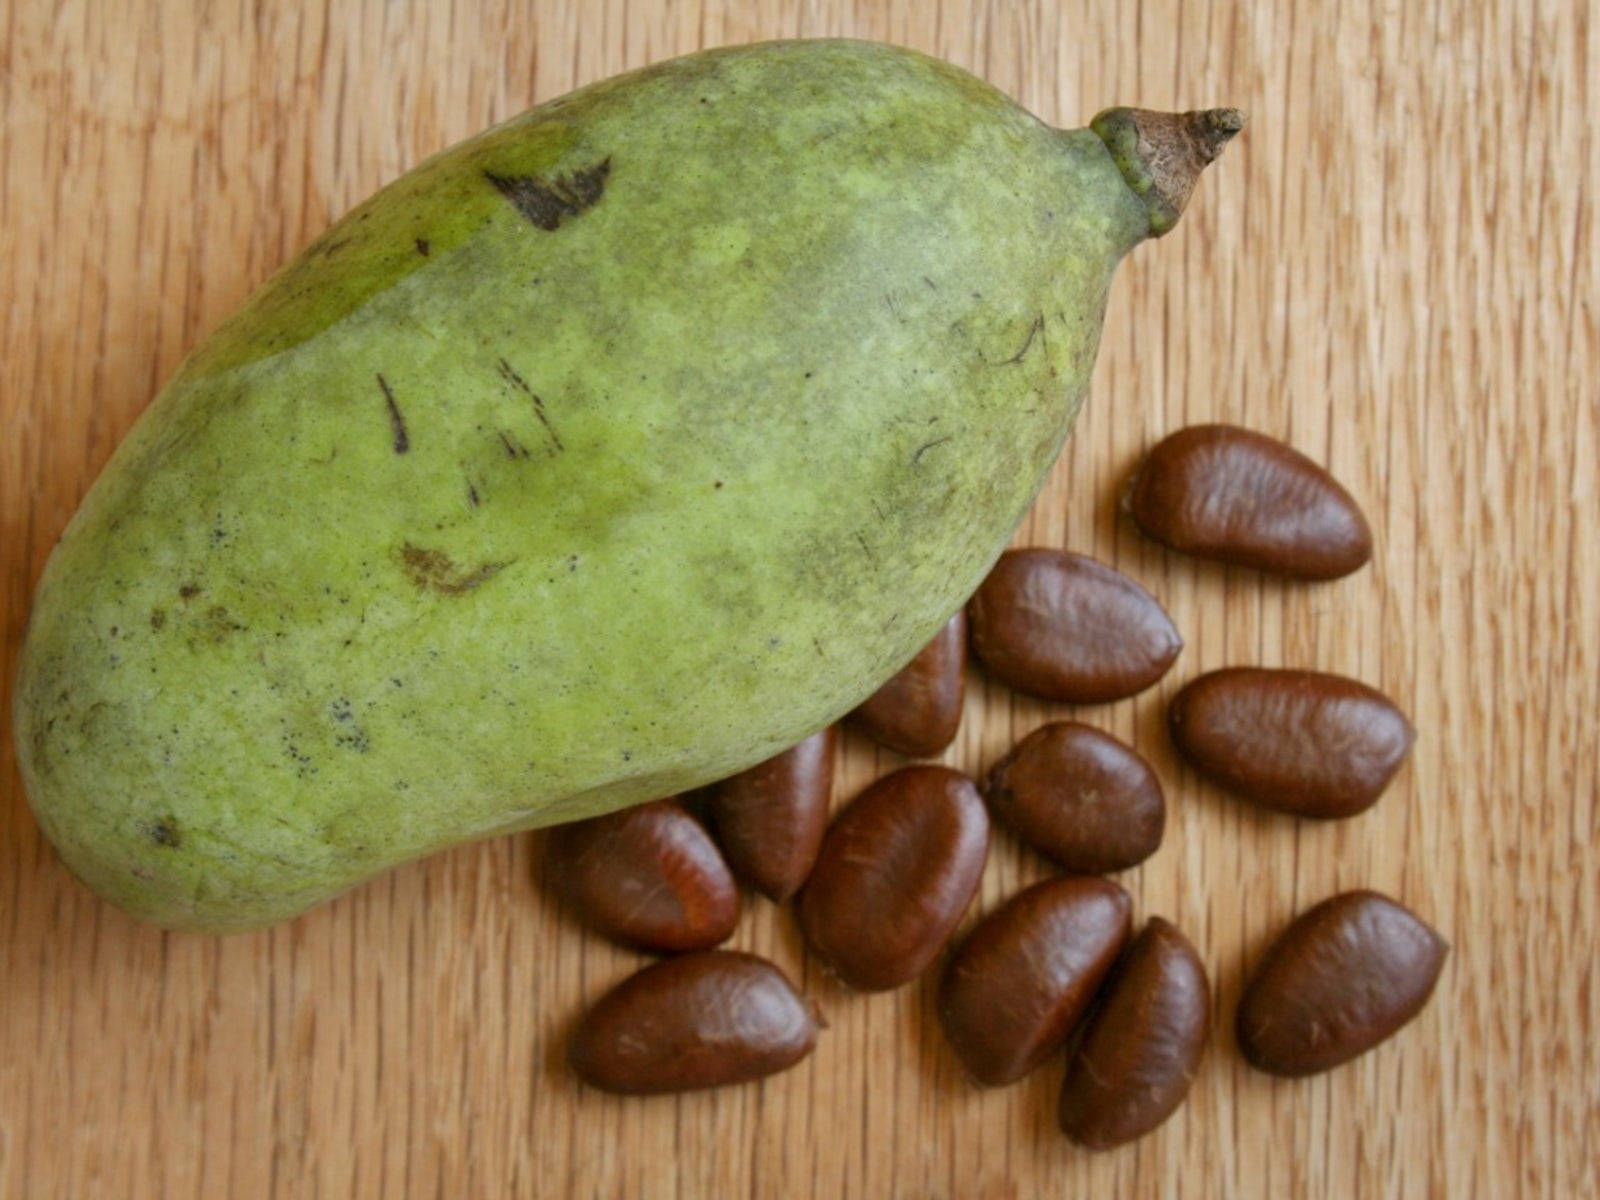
[1168,668,1415,817]
[1125,424,1372,579]
[968,549,1182,703]
[1237,890,1448,1076]
[938,876,1131,1085]
[1059,917,1210,1148]
[798,766,988,991]
[850,610,967,756]
[707,727,836,901]
[569,951,820,1094]
[985,722,1165,872]
[545,798,739,952]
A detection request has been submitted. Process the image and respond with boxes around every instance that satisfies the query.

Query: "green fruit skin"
[14,40,1148,930]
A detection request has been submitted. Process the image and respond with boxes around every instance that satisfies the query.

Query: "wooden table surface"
[2,1,1595,1196]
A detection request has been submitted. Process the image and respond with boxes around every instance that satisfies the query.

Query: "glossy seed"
[850,610,967,756]
[1168,668,1415,817]
[798,766,988,991]
[1237,890,1447,1076]
[1059,917,1210,1148]
[1125,424,1372,579]
[967,549,1182,703]
[937,876,1131,1085]
[984,722,1165,872]
[544,798,739,952]
[569,951,820,1094]
[707,727,836,901]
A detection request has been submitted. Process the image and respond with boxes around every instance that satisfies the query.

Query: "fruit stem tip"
[1091,106,1246,238]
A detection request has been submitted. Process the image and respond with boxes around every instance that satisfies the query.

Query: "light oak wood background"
[2,0,1595,1196]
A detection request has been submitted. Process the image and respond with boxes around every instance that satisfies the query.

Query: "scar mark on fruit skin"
[468,482,481,507]
[854,531,877,564]
[415,237,431,256]
[378,374,409,453]
[485,157,611,231]
[497,358,564,453]
[498,430,530,459]
[1001,314,1046,365]
[399,543,511,595]
[912,436,952,465]
[149,818,181,848]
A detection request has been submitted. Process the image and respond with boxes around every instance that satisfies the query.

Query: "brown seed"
[849,610,967,756]
[1059,917,1210,1148]
[569,951,820,1094]
[984,722,1165,872]
[937,876,1131,1085]
[967,549,1182,703]
[544,798,739,952]
[1168,668,1415,817]
[1237,891,1447,1076]
[798,766,988,991]
[707,727,836,901]
[1125,424,1373,579]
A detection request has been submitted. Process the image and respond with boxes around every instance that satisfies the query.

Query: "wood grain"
[2,0,1595,1195]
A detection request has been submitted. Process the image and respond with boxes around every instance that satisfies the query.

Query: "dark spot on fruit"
[415,237,431,256]
[150,819,181,848]
[714,480,724,489]
[178,583,200,601]
[1000,314,1045,365]
[377,374,409,453]
[468,482,481,507]
[399,543,511,595]
[485,157,611,231]
[331,697,371,752]
[320,236,352,257]
[205,606,247,638]
[496,359,563,453]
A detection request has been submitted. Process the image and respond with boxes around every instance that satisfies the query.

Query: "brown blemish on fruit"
[178,583,201,601]
[204,606,247,639]
[485,157,611,231]
[150,609,167,630]
[399,543,510,595]
[150,818,181,848]
[496,358,563,453]
[377,374,409,453]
